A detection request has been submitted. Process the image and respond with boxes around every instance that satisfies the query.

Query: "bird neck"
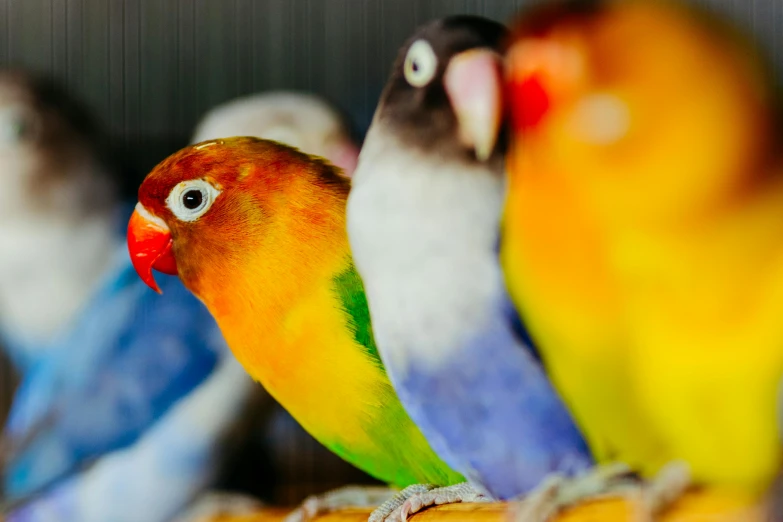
[195,197,392,450]
[349,135,508,371]
[197,184,355,383]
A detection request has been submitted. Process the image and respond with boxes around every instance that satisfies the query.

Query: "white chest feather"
[0,213,117,354]
[347,127,508,372]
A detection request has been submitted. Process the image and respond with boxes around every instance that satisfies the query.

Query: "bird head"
[504,0,777,226]
[127,137,348,297]
[191,92,361,177]
[373,15,507,164]
[0,70,114,221]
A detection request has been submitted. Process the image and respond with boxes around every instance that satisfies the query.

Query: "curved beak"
[127,203,178,294]
[505,38,585,132]
[444,48,504,162]
[505,41,552,132]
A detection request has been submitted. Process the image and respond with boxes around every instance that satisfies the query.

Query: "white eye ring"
[568,94,630,145]
[404,39,438,88]
[165,178,222,222]
[0,106,39,146]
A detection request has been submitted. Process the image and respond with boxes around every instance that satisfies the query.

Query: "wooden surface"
[201,490,765,522]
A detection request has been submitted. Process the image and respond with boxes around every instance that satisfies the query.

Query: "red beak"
[506,41,552,132]
[127,203,178,294]
[508,73,550,132]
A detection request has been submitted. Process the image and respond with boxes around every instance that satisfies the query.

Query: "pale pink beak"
[443,48,504,161]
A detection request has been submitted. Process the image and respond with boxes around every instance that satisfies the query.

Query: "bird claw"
[371,482,491,522]
[368,484,436,522]
[634,461,691,519]
[509,461,691,522]
[284,485,399,522]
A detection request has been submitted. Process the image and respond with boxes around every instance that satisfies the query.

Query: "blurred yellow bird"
[501,0,783,500]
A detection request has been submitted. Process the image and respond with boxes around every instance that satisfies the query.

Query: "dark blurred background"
[0,0,780,506]
[0,0,779,199]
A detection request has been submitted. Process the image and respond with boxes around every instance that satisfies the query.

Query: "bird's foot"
[631,461,691,520]
[509,462,638,522]
[370,482,492,522]
[510,461,690,522]
[283,485,398,522]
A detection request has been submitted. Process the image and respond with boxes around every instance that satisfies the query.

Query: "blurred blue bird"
[0,70,265,522]
[3,243,262,522]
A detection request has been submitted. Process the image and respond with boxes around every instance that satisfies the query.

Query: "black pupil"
[183,189,203,210]
[412,60,419,72]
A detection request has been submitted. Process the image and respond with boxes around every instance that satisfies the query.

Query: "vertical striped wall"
[0,0,779,188]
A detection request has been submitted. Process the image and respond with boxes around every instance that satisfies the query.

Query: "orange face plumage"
[128,137,350,299]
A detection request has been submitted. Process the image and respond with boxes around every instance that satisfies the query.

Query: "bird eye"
[404,40,438,88]
[182,189,203,210]
[0,107,38,145]
[567,94,630,145]
[166,179,221,222]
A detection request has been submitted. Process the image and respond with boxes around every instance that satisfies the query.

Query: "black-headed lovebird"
[346,14,606,521]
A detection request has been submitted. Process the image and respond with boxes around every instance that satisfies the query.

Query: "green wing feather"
[332,262,381,363]
[330,260,465,488]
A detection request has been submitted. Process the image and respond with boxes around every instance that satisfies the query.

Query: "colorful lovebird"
[346,14,602,518]
[189,93,376,503]
[501,0,783,514]
[0,70,266,522]
[126,137,466,522]
[191,91,360,178]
